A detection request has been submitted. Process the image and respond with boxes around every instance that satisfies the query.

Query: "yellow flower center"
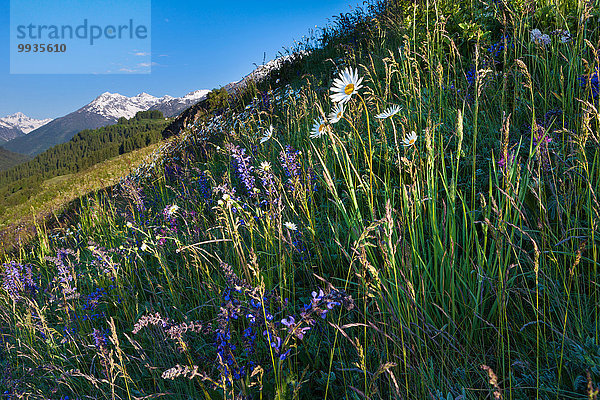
[409,138,416,145]
[319,124,327,133]
[337,112,342,118]
[344,84,355,95]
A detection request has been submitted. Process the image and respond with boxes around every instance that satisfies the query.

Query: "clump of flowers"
[132,261,353,393]
[552,29,572,43]
[193,169,213,201]
[227,144,256,196]
[132,312,170,334]
[164,163,185,182]
[120,177,146,213]
[258,161,276,193]
[47,249,79,300]
[487,35,511,58]
[532,127,552,147]
[279,145,302,189]
[92,328,111,377]
[158,204,180,243]
[2,261,36,301]
[87,242,118,276]
[530,29,551,46]
[466,66,477,86]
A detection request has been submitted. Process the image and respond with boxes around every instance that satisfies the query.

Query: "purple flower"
[250,298,261,308]
[294,326,311,340]
[196,170,212,200]
[326,301,340,310]
[279,349,291,361]
[92,328,108,350]
[2,261,36,300]
[228,144,256,195]
[46,249,78,299]
[498,152,514,170]
[281,316,296,327]
[270,336,282,350]
[533,135,552,147]
[279,146,301,187]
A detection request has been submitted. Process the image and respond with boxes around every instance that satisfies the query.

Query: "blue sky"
[1,0,358,119]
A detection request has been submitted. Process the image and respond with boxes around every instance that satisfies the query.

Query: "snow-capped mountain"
[83,90,211,120]
[0,113,52,142]
[82,92,160,120]
[2,90,209,156]
[0,112,52,134]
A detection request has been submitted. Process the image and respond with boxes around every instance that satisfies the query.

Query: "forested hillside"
[0,110,167,209]
[0,148,29,171]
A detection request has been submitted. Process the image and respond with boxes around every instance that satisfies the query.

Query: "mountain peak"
[82,90,206,120]
[0,112,52,135]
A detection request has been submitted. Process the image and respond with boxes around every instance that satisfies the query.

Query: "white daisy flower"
[140,243,149,252]
[375,105,402,119]
[328,103,345,124]
[310,118,330,139]
[402,131,418,147]
[260,161,272,171]
[330,67,364,104]
[166,204,179,216]
[284,222,298,231]
[260,125,274,144]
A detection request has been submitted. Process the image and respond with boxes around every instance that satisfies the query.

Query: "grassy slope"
[2,1,600,399]
[0,147,29,171]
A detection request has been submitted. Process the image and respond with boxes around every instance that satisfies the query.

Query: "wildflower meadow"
[2,0,600,399]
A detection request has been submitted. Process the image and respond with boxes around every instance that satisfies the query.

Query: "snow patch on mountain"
[181,90,211,101]
[0,112,52,134]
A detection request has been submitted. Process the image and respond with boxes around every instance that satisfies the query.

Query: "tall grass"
[2,0,600,399]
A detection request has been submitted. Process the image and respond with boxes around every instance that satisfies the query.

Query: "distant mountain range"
[0,113,52,142]
[1,90,210,156]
